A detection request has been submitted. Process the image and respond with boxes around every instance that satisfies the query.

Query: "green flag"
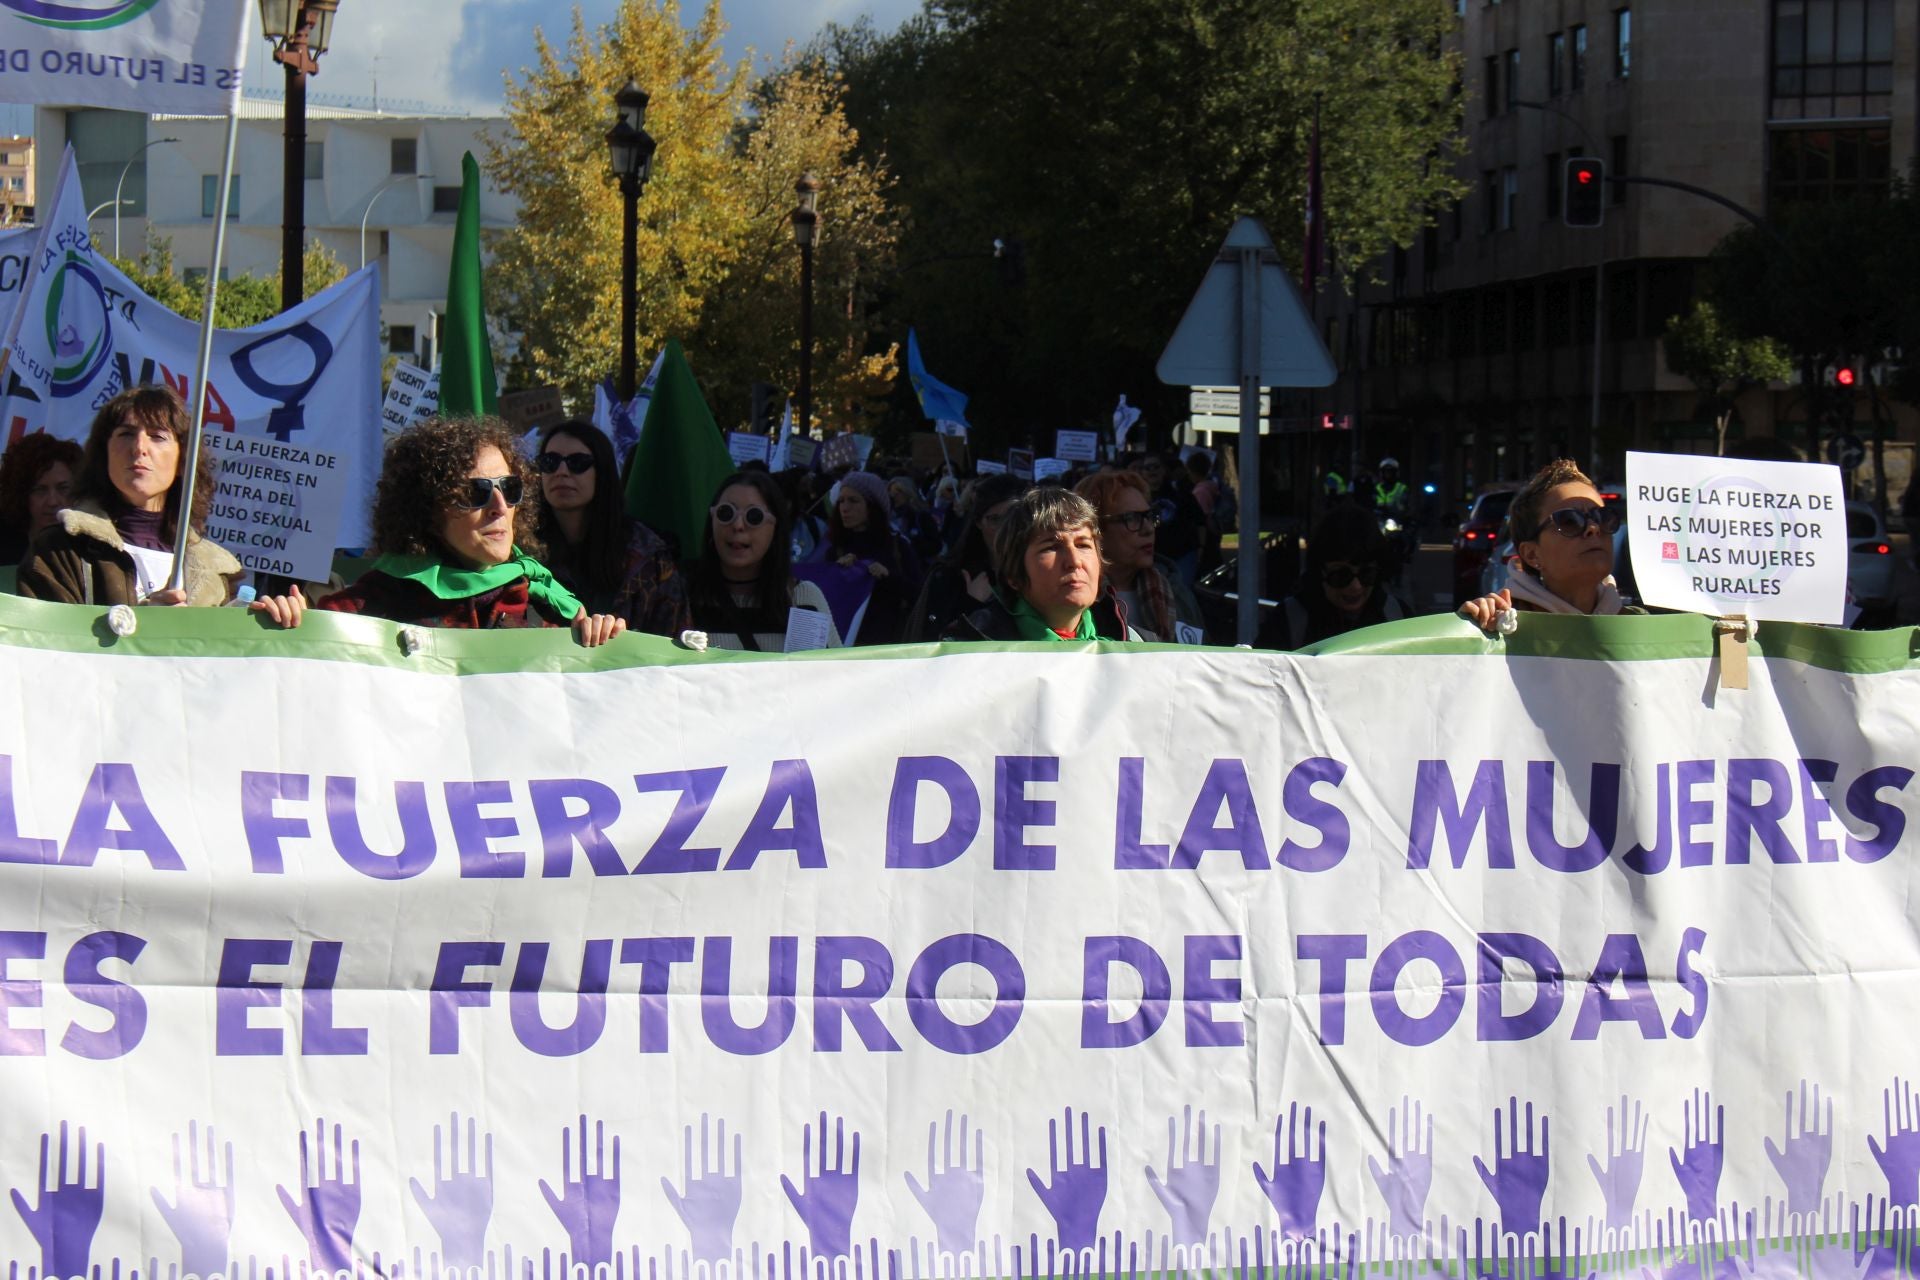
[439,151,496,417]
[624,338,733,558]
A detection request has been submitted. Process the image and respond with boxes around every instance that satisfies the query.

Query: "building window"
[388,324,416,355]
[1610,135,1630,204]
[1614,8,1632,79]
[1772,0,1895,120]
[1514,285,1538,353]
[1484,55,1500,119]
[303,140,324,179]
[1548,32,1567,96]
[7,176,20,193]
[1504,49,1520,111]
[200,174,239,218]
[1501,167,1518,230]
[1545,151,1562,218]
[432,184,461,214]
[1481,169,1499,233]
[391,137,418,175]
[1571,25,1588,90]
[1769,126,1893,204]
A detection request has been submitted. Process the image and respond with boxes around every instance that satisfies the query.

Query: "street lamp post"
[257,0,340,314]
[359,172,428,268]
[113,136,177,259]
[790,173,820,434]
[605,81,657,401]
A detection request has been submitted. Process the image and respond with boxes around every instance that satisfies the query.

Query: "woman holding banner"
[315,416,626,645]
[828,470,921,645]
[944,487,1138,641]
[16,386,302,624]
[688,470,840,650]
[1075,468,1202,642]
[532,420,691,638]
[1461,458,1635,628]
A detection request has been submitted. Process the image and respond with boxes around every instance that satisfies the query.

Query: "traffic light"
[1563,156,1605,228]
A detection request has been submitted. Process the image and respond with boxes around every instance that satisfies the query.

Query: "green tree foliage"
[812,0,1466,445]
[112,233,348,329]
[1662,301,1792,456]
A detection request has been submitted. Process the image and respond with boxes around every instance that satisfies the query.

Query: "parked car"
[1452,488,1516,605]
[1846,500,1896,626]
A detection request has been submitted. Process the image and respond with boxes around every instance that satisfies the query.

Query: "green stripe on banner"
[0,594,1912,674]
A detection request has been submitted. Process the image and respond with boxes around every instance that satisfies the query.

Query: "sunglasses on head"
[712,501,772,528]
[1533,506,1623,540]
[535,451,594,475]
[452,475,524,510]
[1103,510,1160,534]
[1322,563,1378,589]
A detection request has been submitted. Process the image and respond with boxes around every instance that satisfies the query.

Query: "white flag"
[769,399,795,471]
[935,418,969,438]
[1113,394,1143,452]
[0,0,250,115]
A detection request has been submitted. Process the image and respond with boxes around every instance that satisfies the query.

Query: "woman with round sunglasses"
[317,416,626,645]
[1075,468,1202,642]
[1266,505,1408,649]
[532,419,690,638]
[1461,458,1637,629]
[689,470,840,650]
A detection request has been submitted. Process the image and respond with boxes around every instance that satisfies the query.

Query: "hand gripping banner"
[0,601,1916,1279]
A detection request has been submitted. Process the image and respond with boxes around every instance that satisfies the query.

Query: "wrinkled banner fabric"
[0,603,1916,1279]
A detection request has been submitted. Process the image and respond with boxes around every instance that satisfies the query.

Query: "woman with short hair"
[317,416,625,645]
[944,487,1138,641]
[1461,457,1634,629]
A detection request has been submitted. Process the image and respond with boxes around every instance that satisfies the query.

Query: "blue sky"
[242,0,924,115]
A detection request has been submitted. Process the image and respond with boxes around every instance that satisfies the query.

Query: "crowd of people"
[0,384,1660,652]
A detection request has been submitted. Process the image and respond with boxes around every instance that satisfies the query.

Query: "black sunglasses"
[1103,510,1160,534]
[1322,564,1378,589]
[1533,506,1622,540]
[452,475,524,510]
[712,502,772,528]
[536,451,594,475]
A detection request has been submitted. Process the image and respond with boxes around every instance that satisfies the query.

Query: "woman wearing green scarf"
[943,487,1140,642]
[315,417,626,645]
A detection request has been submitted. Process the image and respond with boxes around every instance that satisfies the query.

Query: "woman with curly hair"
[317,415,626,645]
[17,385,299,624]
[0,431,82,564]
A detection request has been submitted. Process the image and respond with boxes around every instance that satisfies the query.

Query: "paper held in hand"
[1623,451,1848,625]
[782,606,834,653]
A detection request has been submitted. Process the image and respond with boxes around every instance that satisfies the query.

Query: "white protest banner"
[727,430,771,466]
[380,361,438,434]
[976,458,1007,475]
[1034,457,1071,481]
[1626,451,1847,623]
[0,605,1915,1275]
[1055,429,1098,462]
[0,153,381,578]
[0,0,248,114]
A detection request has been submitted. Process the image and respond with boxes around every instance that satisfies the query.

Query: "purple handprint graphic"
[1668,1088,1725,1223]
[1764,1081,1832,1218]
[781,1111,861,1259]
[1869,1078,1920,1208]
[1254,1101,1327,1240]
[1586,1096,1648,1230]
[1146,1106,1221,1246]
[1367,1098,1433,1239]
[1473,1097,1549,1236]
[1026,1107,1107,1251]
[662,1114,743,1264]
[275,1117,361,1272]
[540,1114,621,1267]
[409,1111,494,1269]
[149,1122,234,1277]
[10,1121,105,1279]
[904,1110,985,1257]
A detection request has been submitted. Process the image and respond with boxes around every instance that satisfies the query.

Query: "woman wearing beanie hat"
[828,469,922,645]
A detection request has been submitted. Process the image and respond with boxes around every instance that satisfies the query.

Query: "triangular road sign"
[1156,216,1335,388]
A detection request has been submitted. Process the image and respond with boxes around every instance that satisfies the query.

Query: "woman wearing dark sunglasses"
[1266,505,1409,649]
[1461,458,1636,629]
[532,419,690,637]
[317,416,627,645]
[688,470,840,650]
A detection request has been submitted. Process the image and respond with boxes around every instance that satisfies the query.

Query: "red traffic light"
[1575,167,1595,184]
[1836,366,1857,387]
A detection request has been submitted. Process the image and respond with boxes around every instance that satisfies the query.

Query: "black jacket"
[942,592,1137,642]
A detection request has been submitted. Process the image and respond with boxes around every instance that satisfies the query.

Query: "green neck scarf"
[1010,595,1098,642]
[372,548,583,622]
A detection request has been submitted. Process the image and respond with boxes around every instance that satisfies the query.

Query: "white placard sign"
[1034,457,1071,481]
[1625,451,1848,624]
[1055,429,1099,462]
[380,362,439,434]
[727,431,772,465]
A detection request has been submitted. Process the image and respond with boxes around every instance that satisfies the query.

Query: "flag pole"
[166,105,241,594]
